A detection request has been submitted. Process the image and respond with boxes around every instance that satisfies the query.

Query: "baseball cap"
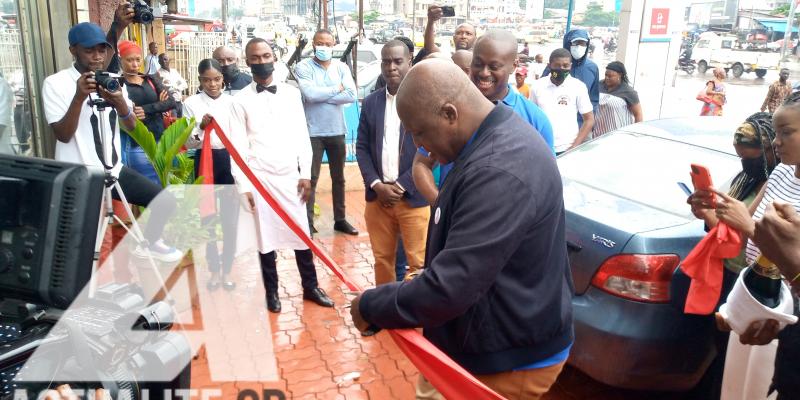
[570,37,589,44]
[515,66,528,76]
[68,22,112,48]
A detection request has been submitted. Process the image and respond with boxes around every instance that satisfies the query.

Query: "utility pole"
[221,0,228,27]
[781,0,797,60]
[566,0,575,32]
[412,0,417,44]
[323,0,329,29]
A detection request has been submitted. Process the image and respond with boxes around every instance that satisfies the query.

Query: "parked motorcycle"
[678,52,696,75]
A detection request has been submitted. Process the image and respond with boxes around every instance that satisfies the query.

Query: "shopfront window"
[0,0,32,156]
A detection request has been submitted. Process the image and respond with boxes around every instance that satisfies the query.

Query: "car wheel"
[731,63,744,78]
[756,69,767,79]
[697,60,708,74]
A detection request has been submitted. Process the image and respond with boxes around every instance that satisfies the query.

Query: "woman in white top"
[693,91,800,400]
[182,58,240,291]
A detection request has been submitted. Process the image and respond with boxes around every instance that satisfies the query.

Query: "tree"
[544,0,569,9]
[544,9,554,19]
[229,6,244,18]
[351,10,380,24]
[772,4,790,16]
[581,1,616,27]
[519,0,527,10]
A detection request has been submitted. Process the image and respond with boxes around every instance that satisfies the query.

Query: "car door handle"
[567,240,582,253]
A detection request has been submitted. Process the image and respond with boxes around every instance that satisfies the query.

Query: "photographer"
[42,22,182,263]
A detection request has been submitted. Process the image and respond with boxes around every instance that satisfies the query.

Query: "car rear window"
[558,132,741,217]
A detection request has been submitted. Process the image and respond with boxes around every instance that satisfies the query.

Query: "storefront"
[1,0,168,160]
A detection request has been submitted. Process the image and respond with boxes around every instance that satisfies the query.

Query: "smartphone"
[690,164,715,204]
[441,6,455,17]
[677,182,692,197]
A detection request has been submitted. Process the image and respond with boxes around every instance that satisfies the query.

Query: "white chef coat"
[230,81,312,253]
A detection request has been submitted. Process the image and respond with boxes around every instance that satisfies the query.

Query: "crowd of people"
[40,1,800,399]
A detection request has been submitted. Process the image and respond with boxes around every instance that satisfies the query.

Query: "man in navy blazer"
[356,40,430,294]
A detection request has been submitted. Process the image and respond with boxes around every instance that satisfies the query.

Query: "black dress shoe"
[333,220,359,235]
[361,325,382,337]
[266,292,281,313]
[222,281,236,291]
[207,280,220,291]
[303,287,334,307]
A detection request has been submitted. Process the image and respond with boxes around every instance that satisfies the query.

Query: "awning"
[756,18,799,33]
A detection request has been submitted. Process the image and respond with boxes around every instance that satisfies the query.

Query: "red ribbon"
[204,118,505,399]
[682,223,742,315]
[199,123,216,218]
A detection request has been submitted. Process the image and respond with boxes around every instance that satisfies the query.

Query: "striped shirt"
[745,163,800,263]
[594,81,639,138]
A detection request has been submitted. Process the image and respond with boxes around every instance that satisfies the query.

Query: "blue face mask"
[315,46,333,62]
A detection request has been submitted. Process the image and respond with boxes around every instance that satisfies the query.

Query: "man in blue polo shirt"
[412,30,554,205]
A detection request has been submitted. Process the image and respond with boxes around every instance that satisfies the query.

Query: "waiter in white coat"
[231,38,335,313]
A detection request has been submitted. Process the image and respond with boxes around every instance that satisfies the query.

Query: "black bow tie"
[257,84,277,94]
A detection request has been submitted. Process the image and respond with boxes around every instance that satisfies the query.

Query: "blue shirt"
[514,343,572,371]
[500,84,555,153]
[294,58,357,137]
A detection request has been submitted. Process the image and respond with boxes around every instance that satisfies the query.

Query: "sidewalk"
[188,191,419,399]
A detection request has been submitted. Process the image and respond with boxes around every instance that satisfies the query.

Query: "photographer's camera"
[131,0,154,25]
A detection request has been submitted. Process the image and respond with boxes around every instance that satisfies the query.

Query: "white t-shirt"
[42,66,132,177]
[746,163,800,263]
[182,91,236,150]
[529,75,592,153]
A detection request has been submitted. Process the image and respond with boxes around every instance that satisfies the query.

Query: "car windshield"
[559,132,740,217]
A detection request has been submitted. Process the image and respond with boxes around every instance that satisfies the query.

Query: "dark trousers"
[258,249,318,294]
[307,135,347,223]
[395,238,407,281]
[112,165,176,246]
[194,149,239,275]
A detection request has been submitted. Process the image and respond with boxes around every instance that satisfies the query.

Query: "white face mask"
[315,46,333,62]
[570,45,586,60]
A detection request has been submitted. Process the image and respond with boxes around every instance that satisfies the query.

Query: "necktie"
[257,84,277,94]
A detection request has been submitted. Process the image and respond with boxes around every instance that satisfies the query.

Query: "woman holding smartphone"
[686,111,778,399]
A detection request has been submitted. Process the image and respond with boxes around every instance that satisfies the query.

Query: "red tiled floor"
[181,190,679,399]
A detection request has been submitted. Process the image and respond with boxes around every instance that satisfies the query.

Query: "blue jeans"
[122,134,159,185]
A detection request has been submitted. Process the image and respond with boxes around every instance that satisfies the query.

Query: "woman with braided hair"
[686,111,779,399]
[692,92,800,400]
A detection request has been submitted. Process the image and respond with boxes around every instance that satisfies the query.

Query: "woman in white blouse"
[182,59,240,291]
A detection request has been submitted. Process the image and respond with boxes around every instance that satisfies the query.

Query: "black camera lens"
[94,71,121,93]
[132,0,154,24]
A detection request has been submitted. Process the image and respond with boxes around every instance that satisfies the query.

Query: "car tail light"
[591,254,680,303]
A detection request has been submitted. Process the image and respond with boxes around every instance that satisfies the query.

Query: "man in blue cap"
[41,22,183,263]
[544,29,599,121]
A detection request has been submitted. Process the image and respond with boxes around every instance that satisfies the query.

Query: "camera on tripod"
[0,154,191,400]
[131,0,154,25]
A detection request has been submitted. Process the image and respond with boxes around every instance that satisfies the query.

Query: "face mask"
[220,64,239,81]
[250,62,274,79]
[570,45,586,60]
[741,157,767,180]
[315,46,333,62]
[550,68,570,84]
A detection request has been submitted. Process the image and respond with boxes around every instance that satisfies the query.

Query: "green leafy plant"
[123,117,202,187]
[123,117,213,256]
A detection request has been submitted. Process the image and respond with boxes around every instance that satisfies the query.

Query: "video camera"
[131,0,154,25]
[0,154,191,400]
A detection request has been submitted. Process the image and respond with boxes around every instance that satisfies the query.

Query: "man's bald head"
[473,30,518,61]
[424,52,452,61]
[213,46,239,66]
[452,50,472,75]
[397,60,494,163]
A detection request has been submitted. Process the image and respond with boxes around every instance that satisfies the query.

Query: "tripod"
[87,96,171,302]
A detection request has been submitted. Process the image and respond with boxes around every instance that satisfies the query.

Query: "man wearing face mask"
[530,48,594,155]
[229,38,335,313]
[294,29,359,236]
[212,46,252,95]
[543,29,599,121]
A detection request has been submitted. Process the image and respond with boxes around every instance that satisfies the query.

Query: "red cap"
[515,66,528,76]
